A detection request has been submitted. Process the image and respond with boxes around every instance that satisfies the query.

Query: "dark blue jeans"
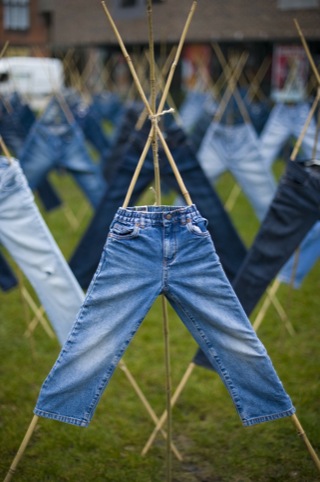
[0,251,18,291]
[0,93,61,211]
[69,122,247,289]
[232,160,320,316]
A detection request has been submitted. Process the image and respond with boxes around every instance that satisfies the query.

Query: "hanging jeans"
[232,160,320,316]
[0,157,85,344]
[34,204,294,428]
[64,90,112,166]
[178,89,217,132]
[277,220,320,288]
[259,102,320,168]
[0,93,62,212]
[69,122,247,289]
[19,99,106,208]
[197,121,277,222]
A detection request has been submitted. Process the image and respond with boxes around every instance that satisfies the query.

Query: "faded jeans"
[19,98,106,208]
[197,121,277,222]
[34,204,294,427]
[259,102,320,168]
[0,157,84,344]
[69,122,247,289]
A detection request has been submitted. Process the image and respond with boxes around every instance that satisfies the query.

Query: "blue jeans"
[278,220,320,288]
[0,250,18,291]
[232,160,320,316]
[64,90,112,166]
[34,204,294,427]
[0,93,62,211]
[197,121,277,221]
[179,89,217,132]
[69,122,247,289]
[260,102,320,167]
[0,157,85,344]
[19,98,106,208]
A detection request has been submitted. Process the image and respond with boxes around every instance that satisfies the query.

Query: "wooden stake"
[3,415,39,482]
[291,414,320,472]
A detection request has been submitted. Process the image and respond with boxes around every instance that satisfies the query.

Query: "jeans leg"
[35,210,163,426]
[227,124,277,221]
[0,158,85,344]
[0,250,18,291]
[278,220,320,288]
[232,161,320,316]
[166,213,294,426]
[36,177,63,212]
[259,104,292,168]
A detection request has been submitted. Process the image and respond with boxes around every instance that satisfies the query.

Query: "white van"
[0,57,65,110]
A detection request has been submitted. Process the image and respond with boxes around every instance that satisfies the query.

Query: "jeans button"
[166,214,172,220]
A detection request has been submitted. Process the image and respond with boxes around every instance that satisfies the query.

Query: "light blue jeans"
[197,122,277,221]
[34,205,294,427]
[179,89,217,132]
[0,157,84,344]
[260,102,320,168]
[278,220,320,288]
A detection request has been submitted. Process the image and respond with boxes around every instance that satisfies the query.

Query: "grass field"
[0,164,320,481]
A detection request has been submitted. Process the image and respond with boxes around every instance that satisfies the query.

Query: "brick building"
[0,0,319,98]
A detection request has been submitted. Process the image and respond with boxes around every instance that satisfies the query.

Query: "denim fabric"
[278,220,320,288]
[101,101,144,183]
[197,121,277,221]
[0,250,18,291]
[232,160,320,316]
[0,93,62,211]
[64,90,112,165]
[69,121,247,289]
[179,89,217,132]
[34,204,294,428]
[90,91,124,138]
[259,102,320,168]
[0,92,36,157]
[246,100,271,135]
[188,107,215,154]
[19,98,106,208]
[0,157,85,344]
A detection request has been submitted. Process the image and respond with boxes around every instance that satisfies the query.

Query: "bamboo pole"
[101,0,196,206]
[291,414,320,472]
[212,43,251,124]
[118,360,182,461]
[3,415,39,482]
[142,363,195,456]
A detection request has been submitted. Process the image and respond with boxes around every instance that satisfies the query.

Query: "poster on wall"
[181,44,212,92]
[271,45,309,103]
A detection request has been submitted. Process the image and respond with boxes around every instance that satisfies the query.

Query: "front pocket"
[186,218,210,237]
[109,222,140,240]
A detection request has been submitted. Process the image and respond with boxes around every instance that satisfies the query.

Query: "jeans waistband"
[114,204,201,226]
[0,156,26,193]
[287,160,320,188]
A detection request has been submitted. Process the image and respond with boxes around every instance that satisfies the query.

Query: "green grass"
[1,166,320,481]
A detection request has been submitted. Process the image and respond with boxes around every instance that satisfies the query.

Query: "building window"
[112,0,144,19]
[121,0,137,7]
[277,0,319,9]
[3,0,30,30]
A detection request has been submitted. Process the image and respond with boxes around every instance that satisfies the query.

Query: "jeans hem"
[33,408,89,427]
[242,406,296,427]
